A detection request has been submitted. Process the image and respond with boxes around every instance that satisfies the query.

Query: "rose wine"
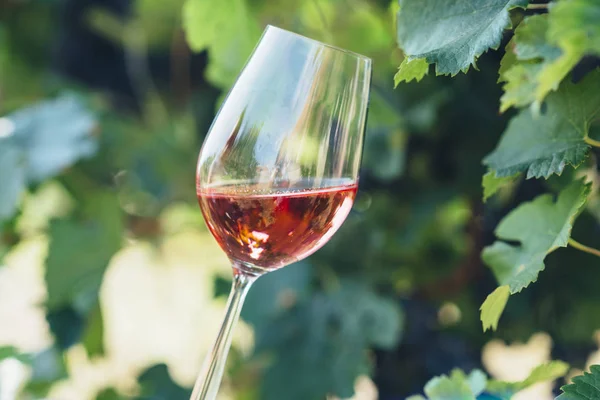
[197,179,357,271]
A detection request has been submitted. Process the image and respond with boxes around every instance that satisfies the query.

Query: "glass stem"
[190,268,256,400]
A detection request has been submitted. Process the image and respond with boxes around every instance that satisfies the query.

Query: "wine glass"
[192,25,371,400]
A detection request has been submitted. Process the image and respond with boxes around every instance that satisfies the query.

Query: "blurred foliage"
[407,361,569,400]
[0,0,599,399]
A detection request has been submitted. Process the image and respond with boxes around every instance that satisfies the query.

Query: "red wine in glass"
[198,179,358,271]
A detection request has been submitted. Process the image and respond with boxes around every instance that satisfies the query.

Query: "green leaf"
[548,0,600,57]
[498,37,518,82]
[0,144,26,220]
[480,285,510,332]
[396,0,528,76]
[528,0,600,107]
[255,280,403,400]
[487,361,569,399]
[0,346,31,364]
[5,94,97,182]
[499,14,576,111]
[483,179,591,293]
[419,369,487,400]
[557,365,600,400]
[0,95,97,221]
[134,364,192,399]
[45,191,123,313]
[243,261,312,328]
[394,58,428,86]
[183,0,260,87]
[97,388,127,400]
[82,303,105,357]
[46,306,85,350]
[537,0,600,109]
[500,63,546,111]
[484,70,600,179]
[24,347,68,397]
[521,361,569,388]
[482,172,518,202]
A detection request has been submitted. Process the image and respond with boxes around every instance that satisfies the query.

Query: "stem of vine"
[527,3,548,9]
[584,136,600,148]
[568,238,600,258]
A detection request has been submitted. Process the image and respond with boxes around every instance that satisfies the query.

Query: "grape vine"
[394,0,600,334]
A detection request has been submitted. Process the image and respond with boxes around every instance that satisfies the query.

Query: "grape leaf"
[498,38,517,81]
[0,95,97,221]
[396,0,528,76]
[0,346,31,364]
[45,191,123,313]
[548,0,600,57]
[24,347,68,397]
[6,94,97,182]
[254,280,403,400]
[536,0,600,106]
[556,365,600,400]
[498,13,589,111]
[480,285,510,332]
[46,306,85,350]
[487,361,569,399]
[134,364,192,399]
[0,145,26,220]
[183,0,260,87]
[97,388,127,400]
[45,301,104,356]
[82,303,105,357]
[483,179,591,293]
[521,361,569,388]
[484,70,600,179]
[482,172,518,202]
[394,58,428,86]
[409,369,487,400]
[499,15,563,111]
[243,261,312,328]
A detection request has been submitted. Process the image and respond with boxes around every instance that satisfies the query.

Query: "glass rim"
[265,25,372,63]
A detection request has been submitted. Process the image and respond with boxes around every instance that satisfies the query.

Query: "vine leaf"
[396,0,528,76]
[548,0,600,58]
[482,171,518,202]
[480,285,510,332]
[254,280,403,400]
[134,364,192,399]
[484,70,600,179]
[407,369,486,400]
[0,146,26,220]
[0,346,31,365]
[410,363,569,400]
[556,365,600,400]
[541,0,600,109]
[500,1,600,111]
[499,15,566,111]
[45,191,123,314]
[487,361,569,399]
[394,58,428,86]
[183,0,260,87]
[483,179,591,294]
[0,95,97,221]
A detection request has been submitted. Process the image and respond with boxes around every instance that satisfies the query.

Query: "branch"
[568,238,600,258]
